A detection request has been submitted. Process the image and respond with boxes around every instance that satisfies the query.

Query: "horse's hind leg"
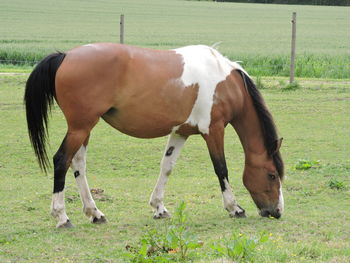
[202,124,246,218]
[71,136,106,224]
[150,133,187,219]
[51,129,91,228]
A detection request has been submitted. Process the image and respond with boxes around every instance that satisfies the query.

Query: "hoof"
[153,210,171,219]
[229,207,246,218]
[58,220,74,228]
[92,216,107,224]
[233,210,247,218]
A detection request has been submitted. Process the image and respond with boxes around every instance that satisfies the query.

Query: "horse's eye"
[268,174,276,180]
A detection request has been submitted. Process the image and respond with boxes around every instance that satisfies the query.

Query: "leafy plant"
[295,159,320,170]
[166,201,203,260]
[210,232,269,262]
[328,179,346,190]
[125,201,202,262]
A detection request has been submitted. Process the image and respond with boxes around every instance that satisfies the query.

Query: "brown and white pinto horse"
[25,43,284,228]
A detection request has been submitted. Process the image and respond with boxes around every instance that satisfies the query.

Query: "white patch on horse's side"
[174,45,243,134]
[277,184,284,213]
[71,145,105,221]
[83,44,94,47]
[51,191,69,228]
[150,133,187,218]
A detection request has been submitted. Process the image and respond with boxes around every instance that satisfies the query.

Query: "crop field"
[0,74,349,262]
[1,0,350,78]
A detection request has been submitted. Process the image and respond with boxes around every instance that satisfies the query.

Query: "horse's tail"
[24,52,66,172]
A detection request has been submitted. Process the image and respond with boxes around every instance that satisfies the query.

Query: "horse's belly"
[102,82,200,138]
[102,109,181,138]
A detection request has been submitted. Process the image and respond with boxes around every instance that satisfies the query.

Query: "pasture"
[1,0,350,262]
[0,74,349,262]
[1,0,350,78]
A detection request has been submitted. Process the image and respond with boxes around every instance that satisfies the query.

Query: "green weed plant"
[125,201,202,262]
[210,232,269,262]
[328,179,346,190]
[295,159,320,170]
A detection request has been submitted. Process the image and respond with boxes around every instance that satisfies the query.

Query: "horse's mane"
[238,70,284,180]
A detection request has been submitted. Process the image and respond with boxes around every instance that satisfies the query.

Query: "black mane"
[238,70,284,179]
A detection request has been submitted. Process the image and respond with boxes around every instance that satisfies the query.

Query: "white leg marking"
[71,145,105,222]
[222,179,245,217]
[150,133,186,218]
[51,191,70,228]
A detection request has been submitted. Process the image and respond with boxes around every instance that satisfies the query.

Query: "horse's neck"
[231,93,266,163]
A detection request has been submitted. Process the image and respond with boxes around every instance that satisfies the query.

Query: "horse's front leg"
[202,124,246,218]
[149,133,187,219]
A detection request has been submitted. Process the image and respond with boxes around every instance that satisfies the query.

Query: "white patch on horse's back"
[174,45,243,134]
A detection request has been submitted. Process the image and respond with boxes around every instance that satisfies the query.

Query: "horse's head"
[243,139,284,219]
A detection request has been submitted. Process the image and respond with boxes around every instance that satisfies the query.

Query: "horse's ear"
[272,138,283,154]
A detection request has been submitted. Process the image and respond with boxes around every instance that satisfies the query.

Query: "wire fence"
[1,58,348,80]
[1,59,348,68]
[1,14,349,79]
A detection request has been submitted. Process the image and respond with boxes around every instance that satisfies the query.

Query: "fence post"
[290,12,297,84]
[120,14,124,44]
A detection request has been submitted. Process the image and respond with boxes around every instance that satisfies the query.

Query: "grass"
[0,74,349,262]
[0,0,350,78]
[294,159,320,170]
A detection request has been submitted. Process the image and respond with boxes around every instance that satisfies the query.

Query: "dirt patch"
[91,188,112,202]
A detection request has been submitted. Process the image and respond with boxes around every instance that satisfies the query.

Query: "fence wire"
[0,59,349,69]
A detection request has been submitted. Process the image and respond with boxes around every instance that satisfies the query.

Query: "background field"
[1,0,350,262]
[1,0,350,78]
[0,75,349,262]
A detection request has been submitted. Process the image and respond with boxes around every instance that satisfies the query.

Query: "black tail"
[24,52,66,172]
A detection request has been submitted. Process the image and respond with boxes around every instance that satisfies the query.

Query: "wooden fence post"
[120,14,124,44]
[290,12,297,84]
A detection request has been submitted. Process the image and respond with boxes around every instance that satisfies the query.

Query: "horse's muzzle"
[259,208,281,219]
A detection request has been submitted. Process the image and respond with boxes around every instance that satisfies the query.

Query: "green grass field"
[1,0,350,78]
[1,0,350,261]
[0,74,349,262]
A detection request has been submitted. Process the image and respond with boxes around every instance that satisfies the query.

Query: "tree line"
[215,0,350,6]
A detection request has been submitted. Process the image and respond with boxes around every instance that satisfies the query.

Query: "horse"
[24,43,284,228]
